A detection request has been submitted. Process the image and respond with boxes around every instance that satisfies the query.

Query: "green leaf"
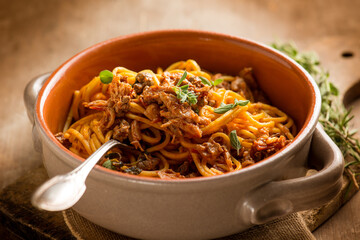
[180,85,189,91]
[230,130,242,155]
[212,78,224,86]
[176,70,187,86]
[99,70,113,84]
[214,99,249,114]
[199,76,212,86]
[173,84,198,105]
[180,91,187,103]
[199,76,223,87]
[329,82,339,96]
[271,41,360,172]
[234,99,250,106]
[214,103,234,114]
[102,159,116,170]
[187,91,198,105]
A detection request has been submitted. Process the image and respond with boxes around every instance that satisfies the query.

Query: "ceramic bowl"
[24,30,344,240]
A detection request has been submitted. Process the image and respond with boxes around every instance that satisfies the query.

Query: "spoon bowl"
[31,139,120,211]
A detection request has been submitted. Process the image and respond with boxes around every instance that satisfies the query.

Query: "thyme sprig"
[271,42,360,187]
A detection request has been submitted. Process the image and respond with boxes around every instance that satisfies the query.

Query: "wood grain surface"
[1,0,359,239]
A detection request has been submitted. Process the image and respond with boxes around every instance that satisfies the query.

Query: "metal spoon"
[31,139,127,211]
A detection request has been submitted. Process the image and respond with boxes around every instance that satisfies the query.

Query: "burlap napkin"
[63,210,314,240]
[62,174,356,240]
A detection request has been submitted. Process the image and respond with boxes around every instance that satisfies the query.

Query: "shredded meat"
[158,169,185,179]
[239,68,258,89]
[162,119,203,138]
[141,86,210,138]
[113,119,130,142]
[136,154,160,171]
[141,85,173,105]
[143,103,160,120]
[107,81,133,115]
[230,77,254,102]
[249,128,290,162]
[251,135,289,161]
[176,161,190,176]
[194,139,225,165]
[129,120,143,150]
[61,62,294,178]
[83,100,107,111]
[158,91,209,138]
[54,132,71,148]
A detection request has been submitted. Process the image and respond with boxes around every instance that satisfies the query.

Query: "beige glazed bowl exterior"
[24,30,344,240]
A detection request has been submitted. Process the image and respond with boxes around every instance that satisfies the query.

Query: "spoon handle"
[71,139,120,181]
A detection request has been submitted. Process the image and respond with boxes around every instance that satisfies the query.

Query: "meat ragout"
[56,61,296,178]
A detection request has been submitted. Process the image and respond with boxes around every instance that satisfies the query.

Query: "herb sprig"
[230,130,242,155]
[199,76,224,87]
[173,71,198,105]
[271,42,360,188]
[214,99,249,114]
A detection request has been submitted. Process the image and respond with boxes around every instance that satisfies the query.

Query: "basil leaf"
[199,76,212,86]
[214,103,234,114]
[212,78,224,86]
[102,159,116,170]
[230,130,242,155]
[99,70,113,84]
[176,70,188,86]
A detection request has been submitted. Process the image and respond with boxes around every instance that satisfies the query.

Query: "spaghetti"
[55,59,296,179]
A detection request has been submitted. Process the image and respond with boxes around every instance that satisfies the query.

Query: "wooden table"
[1,0,359,239]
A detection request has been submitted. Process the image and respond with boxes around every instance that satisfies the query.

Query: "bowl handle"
[24,73,51,125]
[240,124,344,225]
[24,73,51,152]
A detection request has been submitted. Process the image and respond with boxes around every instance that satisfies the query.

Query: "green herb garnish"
[271,42,360,189]
[99,70,113,84]
[230,130,242,155]
[102,159,116,170]
[173,71,198,105]
[214,99,249,114]
[199,76,224,87]
[173,84,198,105]
[176,70,188,86]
